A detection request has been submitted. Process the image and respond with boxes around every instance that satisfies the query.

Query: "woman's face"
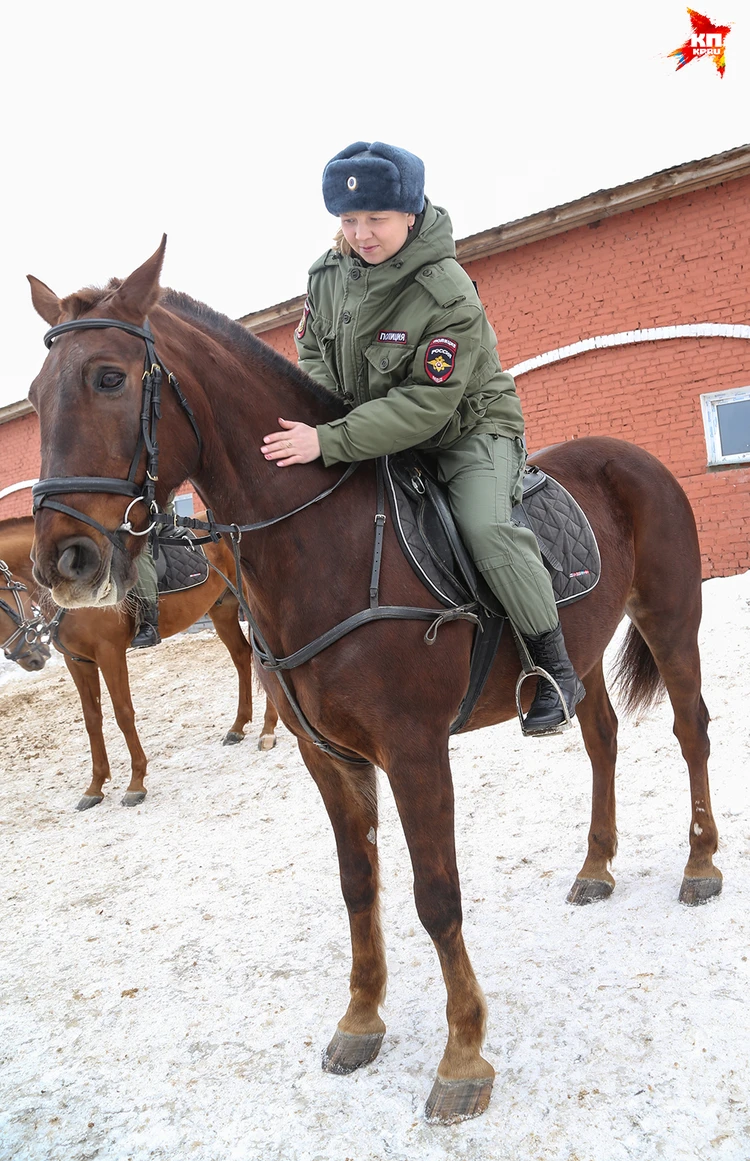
[339,211,416,264]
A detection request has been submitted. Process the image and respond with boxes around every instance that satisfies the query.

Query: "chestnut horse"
[0,515,278,809]
[26,241,720,1124]
[0,553,50,672]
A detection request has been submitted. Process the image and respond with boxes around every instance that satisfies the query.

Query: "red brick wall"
[2,177,748,575]
[466,177,750,578]
[0,412,40,519]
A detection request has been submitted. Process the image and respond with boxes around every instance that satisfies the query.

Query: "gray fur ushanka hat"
[322,141,425,215]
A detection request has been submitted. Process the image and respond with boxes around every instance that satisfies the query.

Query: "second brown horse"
[0,515,278,809]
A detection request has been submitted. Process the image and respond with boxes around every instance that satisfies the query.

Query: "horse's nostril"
[57,537,101,582]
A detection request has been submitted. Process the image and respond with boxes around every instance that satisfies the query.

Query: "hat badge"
[347,175,358,191]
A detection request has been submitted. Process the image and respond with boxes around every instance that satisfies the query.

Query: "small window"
[173,492,194,516]
[700,387,750,466]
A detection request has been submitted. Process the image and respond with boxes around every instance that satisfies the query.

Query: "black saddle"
[384,452,601,616]
[153,525,210,595]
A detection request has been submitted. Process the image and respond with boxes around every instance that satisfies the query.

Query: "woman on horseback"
[262,140,583,734]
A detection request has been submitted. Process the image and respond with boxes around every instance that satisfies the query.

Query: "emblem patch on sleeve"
[296,300,310,340]
[424,337,458,384]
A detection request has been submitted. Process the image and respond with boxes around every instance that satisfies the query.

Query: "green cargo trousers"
[431,432,559,638]
[134,546,159,605]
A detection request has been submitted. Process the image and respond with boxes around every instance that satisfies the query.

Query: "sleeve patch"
[296,300,310,340]
[424,337,458,384]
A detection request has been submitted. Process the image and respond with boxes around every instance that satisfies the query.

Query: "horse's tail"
[611,620,666,716]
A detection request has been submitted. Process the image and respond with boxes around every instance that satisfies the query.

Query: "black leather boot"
[522,623,585,735]
[131,601,161,649]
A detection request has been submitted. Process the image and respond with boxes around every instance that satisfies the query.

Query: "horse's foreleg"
[64,657,111,811]
[297,740,386,1073]
[568,660,618,904]
[97,646,149,807]
[386,744,493,1125]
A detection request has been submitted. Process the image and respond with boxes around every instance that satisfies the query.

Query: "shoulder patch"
[425,337,458,384]
[296,300,310,340]
[377,330,408,344]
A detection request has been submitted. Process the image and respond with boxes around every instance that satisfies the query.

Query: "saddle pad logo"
[296,300,310,340]
[377,330,408,344]
[425,337,458,384]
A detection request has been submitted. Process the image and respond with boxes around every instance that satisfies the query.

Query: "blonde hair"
[333,227,354,257]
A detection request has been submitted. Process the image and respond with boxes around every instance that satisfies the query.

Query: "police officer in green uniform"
[262,142,584,734]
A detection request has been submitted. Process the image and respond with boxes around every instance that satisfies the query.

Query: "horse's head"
[27,237,188,609]
[0,562,51,672]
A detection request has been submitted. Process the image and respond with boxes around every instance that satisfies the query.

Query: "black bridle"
[0,560,50,663]
[31,318,202,549]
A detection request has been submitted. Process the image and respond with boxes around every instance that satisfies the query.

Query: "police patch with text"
[296,300,310,340]
[424,337,458,384]
[377,330,408,344]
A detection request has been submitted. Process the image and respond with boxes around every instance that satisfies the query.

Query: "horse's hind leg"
[628,602,721,905]
[207,595,257,745]
[568,659,618,905]
[64,657,111,811]
[297,741,387,1073]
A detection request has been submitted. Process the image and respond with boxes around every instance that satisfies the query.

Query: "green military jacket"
[295,198,524,468]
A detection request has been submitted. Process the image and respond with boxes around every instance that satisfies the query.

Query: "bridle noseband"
[0,560,50,662]
[31,318,202,550]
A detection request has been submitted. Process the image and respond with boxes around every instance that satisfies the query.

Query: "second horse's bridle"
[0,560,50,663]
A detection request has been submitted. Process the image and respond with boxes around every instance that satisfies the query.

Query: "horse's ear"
[112,234,167,323]
[27,275,63,326]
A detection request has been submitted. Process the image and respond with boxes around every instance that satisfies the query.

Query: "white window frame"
[173,492,195,516]
[700,386,750,467]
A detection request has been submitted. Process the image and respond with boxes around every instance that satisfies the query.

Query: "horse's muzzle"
[33,534,124,609]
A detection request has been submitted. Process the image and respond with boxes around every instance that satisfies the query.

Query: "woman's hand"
[262,418,321,467]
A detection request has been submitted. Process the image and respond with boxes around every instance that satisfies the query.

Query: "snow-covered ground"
[1,574,749,1161]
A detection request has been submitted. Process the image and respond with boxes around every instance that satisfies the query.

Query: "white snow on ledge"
[508,323,750,377]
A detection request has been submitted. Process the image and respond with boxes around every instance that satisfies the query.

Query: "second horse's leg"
[98,644,149,807]
[64,657,112,811]
[297,740,387,1073]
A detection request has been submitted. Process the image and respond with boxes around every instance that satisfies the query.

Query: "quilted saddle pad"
[384,453,601,613]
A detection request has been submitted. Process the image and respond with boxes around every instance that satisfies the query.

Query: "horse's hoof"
[121,791,147,807]
[424,1075,494,1125]
[321,1029,384,1075]
[679,875,722,906]
[258,734,277,751]
[222,731,245,746]
[76,795,104,812]
[566,878,614,906]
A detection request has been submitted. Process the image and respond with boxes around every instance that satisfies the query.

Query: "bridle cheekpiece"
[31,317,201,549]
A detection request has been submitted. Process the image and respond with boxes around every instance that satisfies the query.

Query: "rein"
[0,560,50,662]
[32,316,479,764]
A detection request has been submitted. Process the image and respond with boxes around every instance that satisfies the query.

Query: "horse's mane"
[61,279,347,421]
[161,289,347,418]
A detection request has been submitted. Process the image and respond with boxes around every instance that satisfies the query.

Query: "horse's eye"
[99,371,125,390]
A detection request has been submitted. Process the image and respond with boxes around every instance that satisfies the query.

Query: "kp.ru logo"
[669,7,732,77]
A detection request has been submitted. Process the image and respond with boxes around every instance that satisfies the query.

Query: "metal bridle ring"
[119,497,158,537]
